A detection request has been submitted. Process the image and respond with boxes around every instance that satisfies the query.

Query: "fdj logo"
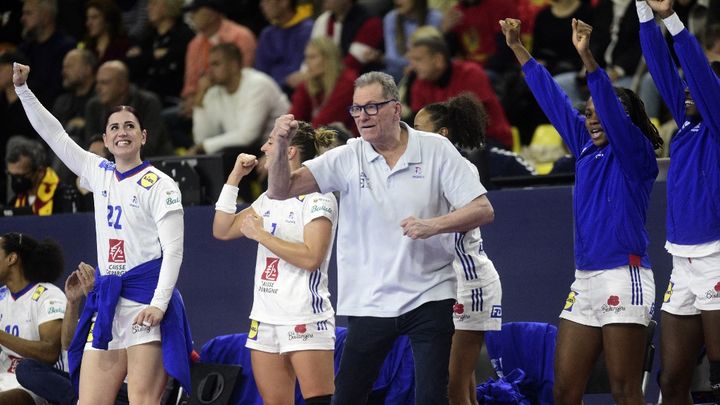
[491,305,502,318]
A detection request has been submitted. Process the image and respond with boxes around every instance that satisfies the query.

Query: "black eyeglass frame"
[348,99,398,118]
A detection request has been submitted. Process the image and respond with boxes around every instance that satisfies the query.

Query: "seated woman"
[0,232,66,405]
[289,38,358,137]
[82,0,132,64]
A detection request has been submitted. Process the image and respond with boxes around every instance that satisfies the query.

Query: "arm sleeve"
[441,142,485,209]
[521,58,588,157]
[586,68,657,181]
[303,143,352,194]
[15,84,97,177]
[150,210,184,312]
[639,19,687,125]
[672,27,720,136]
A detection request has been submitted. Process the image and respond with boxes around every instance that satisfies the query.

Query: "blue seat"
[199,327,415,405]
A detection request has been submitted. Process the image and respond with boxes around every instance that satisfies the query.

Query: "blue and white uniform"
[452,163,501,331]
[522,58,657,326]
[15,83,192,393]
[245,192,338,353]
[638,4,720,314]
[0,283,66,404]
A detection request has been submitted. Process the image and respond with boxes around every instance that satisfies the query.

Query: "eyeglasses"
[348,99,397,118]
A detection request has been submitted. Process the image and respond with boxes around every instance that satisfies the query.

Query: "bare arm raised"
[573,19,600,73]
[266,115,321,199]
[499,18,532,66]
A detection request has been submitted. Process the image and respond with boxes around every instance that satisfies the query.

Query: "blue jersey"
[522,59,658,270]
[641,21,720,246]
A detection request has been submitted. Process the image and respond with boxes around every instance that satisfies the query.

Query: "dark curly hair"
[420,92,488,149]
[1,233,64,283]
[613,87,663,150]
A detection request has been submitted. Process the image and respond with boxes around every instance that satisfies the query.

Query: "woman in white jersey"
[414,94,502,405]
[12,63,192,404]
[0,232,66,405]
[213,121,338,405]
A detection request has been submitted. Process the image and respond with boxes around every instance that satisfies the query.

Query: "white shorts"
[245,318,335,354]
[0,372,48,405]
[559,266,655,327]
[662,251,720,315]
[85,298,161,351]
[453,278,502,331]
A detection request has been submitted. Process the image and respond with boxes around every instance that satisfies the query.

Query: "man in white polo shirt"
[265,71,494,404]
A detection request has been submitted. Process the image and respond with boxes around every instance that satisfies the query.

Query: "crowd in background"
[1,0,719,216]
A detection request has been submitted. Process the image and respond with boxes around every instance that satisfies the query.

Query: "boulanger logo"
[601,295,626,314]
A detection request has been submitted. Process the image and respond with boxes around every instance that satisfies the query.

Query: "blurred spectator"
[182,0,257,100]
[0,0,23,52]
[255,0,314,93]
[53,48,97,140]
[166,0,257,150]
[4,137,62,216]
[533,0,592,76]
[706,23,720,62]
[126,0,194,107]
[674,0,720,38]
[190,43,288,201]
[310,0,384,71]
[382,0,442,81]
[190,43,288,156]
[18,0,76,107]
[406,34,513,149]
[224,0,270,36]
[81,0,132,64]
[84,60,173,158]
[441,0,519,75]
[0,51,39,161]
[119,0,150,42]
[56,0,86,41]
[554,0,660,118]
[289,37,358,136]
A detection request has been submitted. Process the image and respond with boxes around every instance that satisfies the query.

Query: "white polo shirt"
[304,123,486,317]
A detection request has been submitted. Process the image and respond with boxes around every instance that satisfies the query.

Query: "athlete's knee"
[305,394,332,405]
[553,380,583,405]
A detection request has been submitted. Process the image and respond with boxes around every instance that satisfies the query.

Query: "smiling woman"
[12,63,193,404]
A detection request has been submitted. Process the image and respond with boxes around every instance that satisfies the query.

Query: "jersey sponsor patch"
[165,190,181,207]
[490,305,502,318]
[99,160,115,171]
[262,258,279,281]
[138,171,159,190]
[563,291,577,312]
[248,320,259,340]
[87,321,94,343]
[31,286,47,301]
[663,281,673,303]
[108,239,126,263]
[7,354,21,374]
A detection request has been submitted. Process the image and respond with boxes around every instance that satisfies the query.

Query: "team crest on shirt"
[138,171,159,190]
[663,281,674,303]
[262,210,270,217]
[130,195,140,208]
[412,165,424,179]
[31,286,47,301]
[563,291,577,311]
[108,239,126,264]
[359,172,371,189]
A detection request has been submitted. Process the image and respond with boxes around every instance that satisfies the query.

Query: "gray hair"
[6,136,47,171]
[354,71,399,100]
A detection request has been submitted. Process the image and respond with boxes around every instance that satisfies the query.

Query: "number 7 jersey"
[78,158,183,276]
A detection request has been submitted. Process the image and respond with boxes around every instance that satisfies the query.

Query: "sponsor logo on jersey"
[108,239,126,263]
[595,152,605,159]
[248,320,259,340]
[453,303,464,314]
[297,195,306,202]
[47,306,65,315]
[563,291,577,312]
[288,324,314,341]
[703,282,720,300]
[130,195,140,208]
[87,321,95,343]
[138,171,159,190]
[491,305,502,318]
[31,286,47,301]
[412,165,424,179]
[7,354,21,374]
[261,258,279,281]
[663,281,673,303]
[166,194,181,206]
[132,324,151,334]
[310,205,333,216]
[262,210,270,217]
[601,295,626,314]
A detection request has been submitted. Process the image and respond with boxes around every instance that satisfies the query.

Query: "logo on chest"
[360,172,371,189]
[412,165,424,179]
[285,211,296,224]
[108,239,126,263]
[261,258,280,281]
[130,195,140,208]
